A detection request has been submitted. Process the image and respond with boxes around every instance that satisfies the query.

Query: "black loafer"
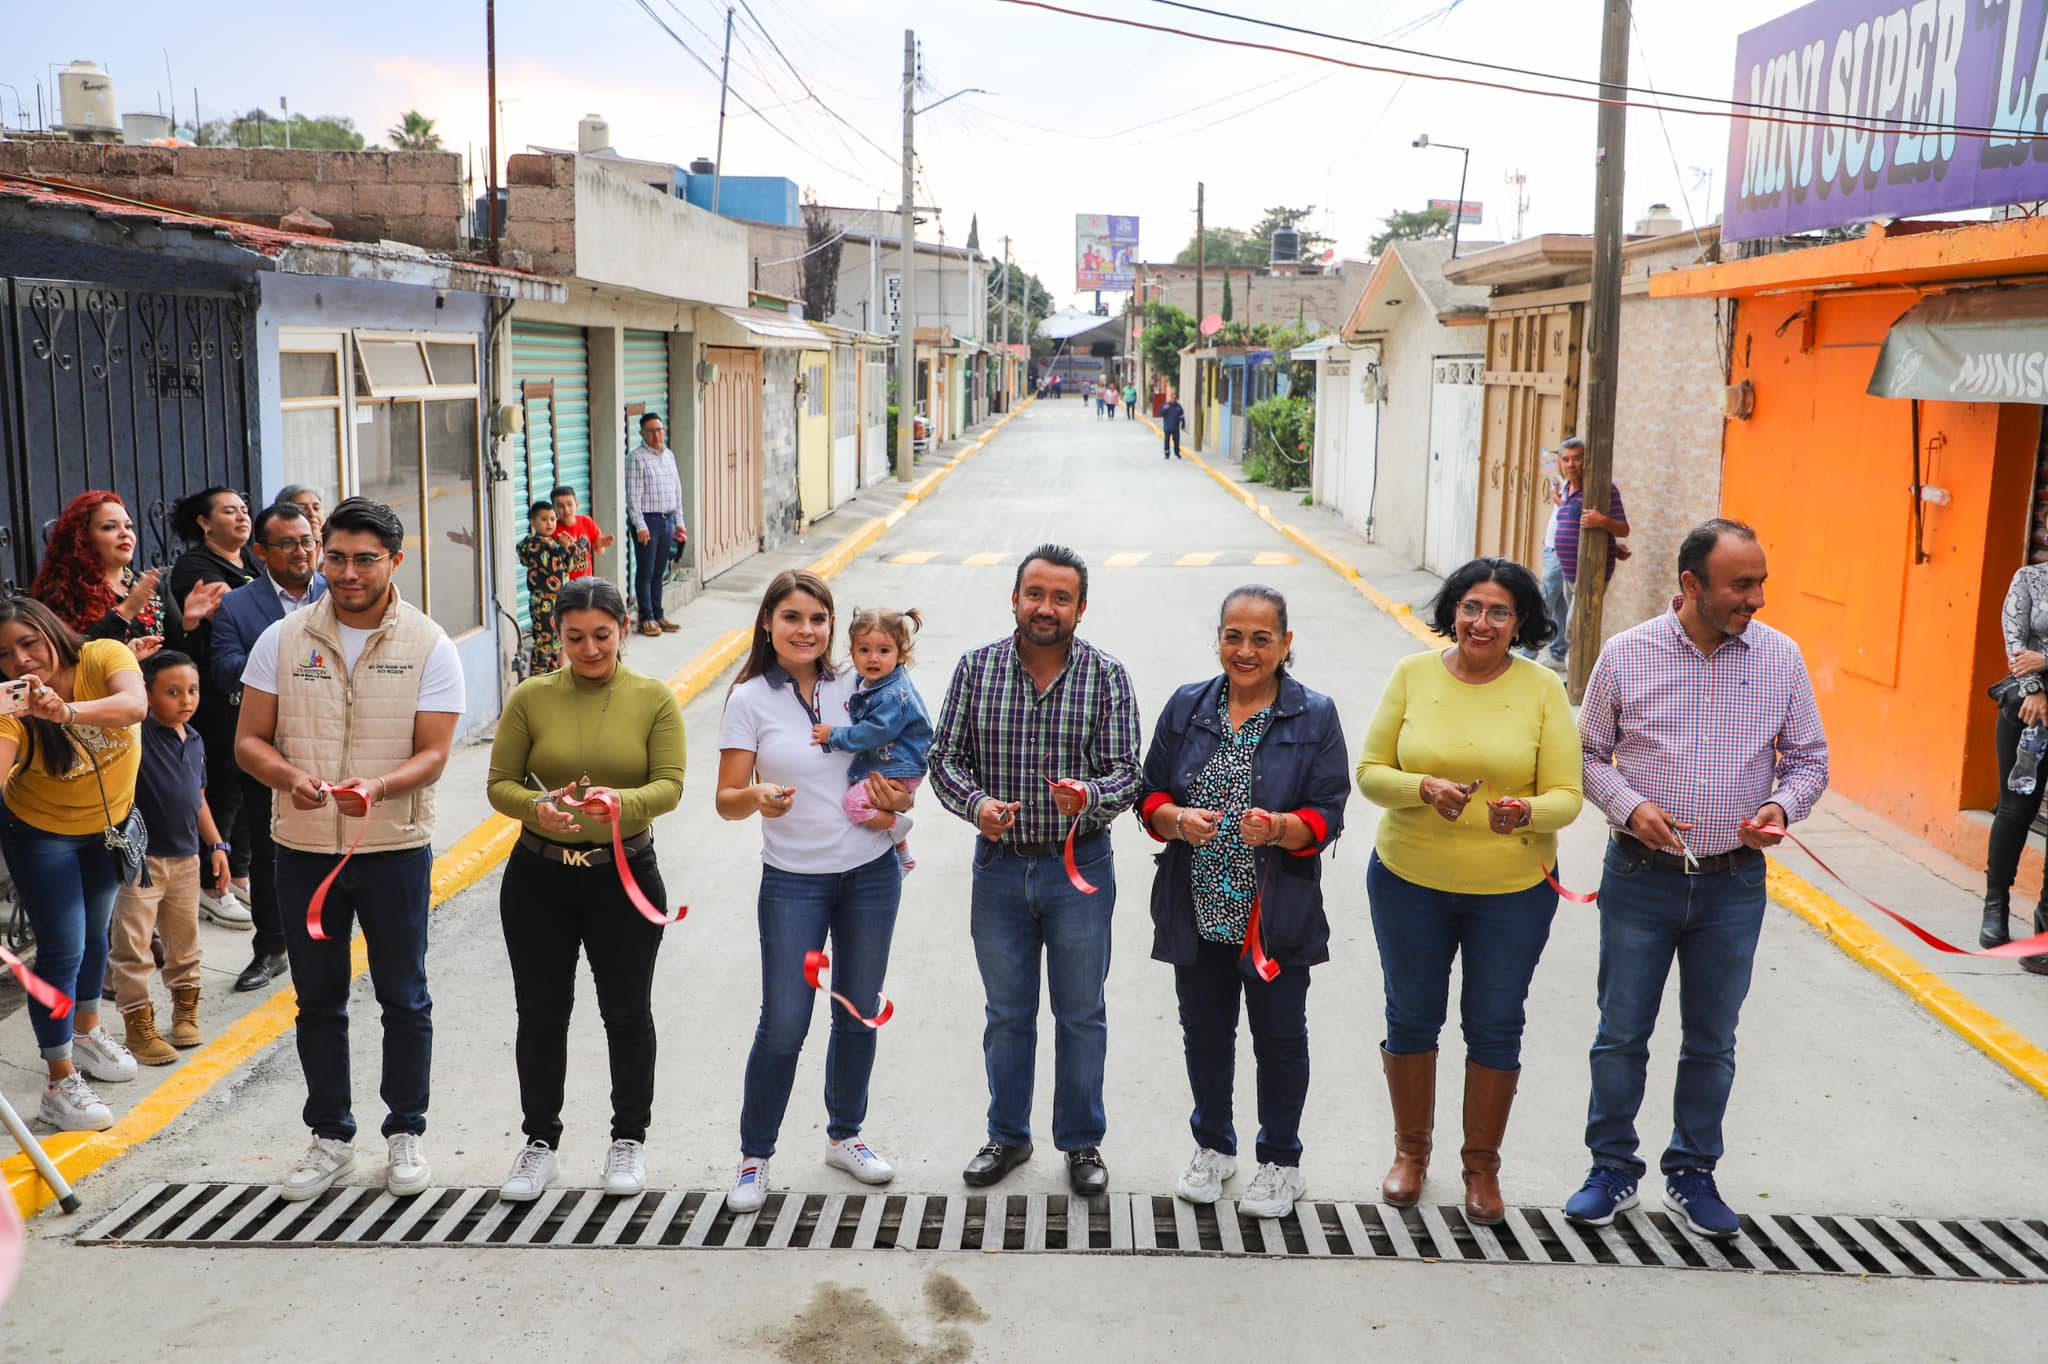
[962,1141,1033,1187]
[233,951,289,993]
[1066,1147,1108,1197]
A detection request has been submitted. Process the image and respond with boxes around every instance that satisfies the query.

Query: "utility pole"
[1001,234,1013,406]
[1505,168,1529,240]
[486,0,500,266]
[896,29,917,482]
[1194,182,1205,334]
[1568,0,1632,701]
[712,6,734,215]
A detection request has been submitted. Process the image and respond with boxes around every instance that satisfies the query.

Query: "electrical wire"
[734,0,903,170]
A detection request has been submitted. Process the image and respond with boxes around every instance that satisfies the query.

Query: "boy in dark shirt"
[111,651,232,1064]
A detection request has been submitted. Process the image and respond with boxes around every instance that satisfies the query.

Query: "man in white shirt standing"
[235,497,465,1203]
[626,412,685,638]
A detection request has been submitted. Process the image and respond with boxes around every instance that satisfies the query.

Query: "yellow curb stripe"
[6,398,1033,1219]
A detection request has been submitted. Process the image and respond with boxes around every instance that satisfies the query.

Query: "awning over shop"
[714,305,828,346]
[1868,285,2048,404]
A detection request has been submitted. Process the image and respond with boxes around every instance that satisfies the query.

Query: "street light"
[1413,133,1472,260]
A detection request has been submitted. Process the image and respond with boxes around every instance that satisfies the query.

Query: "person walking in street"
[1122,381,1138,420]
[210,502,328,992]
[715,570,915,1213]
[930,545,1144,1197]
[487,577,685,1203]
[1051,372,1063,401]
[552,484,613,583]
[1160,391,1187,460]
[29,490,228,657]
[1562,519,1829,1239]
[236,497,465,1203]
[1549,438,1629,671]
[0,597,146,1132]
[626,413,684,638]
[1138,585,1349,1220]
[1521,449,1572,671]
[1355,558,1582,1226]
[1982,560,2048,970]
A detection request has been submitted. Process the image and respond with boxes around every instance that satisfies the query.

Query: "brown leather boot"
[1380,1047,1436,1206]
[170,987,202,1048]
[122,1003,179,1066]
[1459,1060,1519,1226]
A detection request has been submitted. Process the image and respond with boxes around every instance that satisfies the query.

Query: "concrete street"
[6,398,2044,1362]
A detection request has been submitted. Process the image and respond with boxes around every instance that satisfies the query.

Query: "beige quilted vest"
[270,588,446,854]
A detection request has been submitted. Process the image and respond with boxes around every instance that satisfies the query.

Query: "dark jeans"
[1124,400,1136,419]
[6,819,120,1057]
[1987,706,2043,894]
[1162,429,1182,458]
[1366,852,1558,1071]
[971,832,1114,1150]
[500,843,665,1147]
[1175,938,1311,1167]
[278,844,434,1141]
[633,511,677,624]
[239,770,285,955]
[739,850,902,1158]
[1584,839,1768,1181]
[201,709,253,882]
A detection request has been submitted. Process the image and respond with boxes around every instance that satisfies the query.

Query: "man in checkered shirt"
[1562,518,1829,1242]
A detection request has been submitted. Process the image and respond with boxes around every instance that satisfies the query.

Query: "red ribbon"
[1749,820,2048,959]
[566,789,685,926]
[803,949,895,1028]
[1493,797,1598,904]
[305,782,373,942]
[0,944,73,1019]
[1042,774,1100,895]
[1239,832,1281,982]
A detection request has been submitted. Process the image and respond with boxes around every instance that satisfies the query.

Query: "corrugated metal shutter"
[623,330,670,434]
[510,320,589,633]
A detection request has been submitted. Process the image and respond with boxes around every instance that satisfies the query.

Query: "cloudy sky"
[11,0,1799,311]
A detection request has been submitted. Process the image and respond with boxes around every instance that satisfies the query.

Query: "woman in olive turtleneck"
[485,576,686,1204]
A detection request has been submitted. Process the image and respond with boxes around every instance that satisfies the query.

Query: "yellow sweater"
[1355,650,1584,894]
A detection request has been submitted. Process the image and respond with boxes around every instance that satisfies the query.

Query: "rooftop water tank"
[688,157,716,176]
[577,114,611,155]
[58,60,117,137]
[122,112,172,145]
[1270,226,1301,265]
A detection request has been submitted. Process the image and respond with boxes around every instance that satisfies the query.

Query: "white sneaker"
[1175,1147,1237,1205]
[39,1073,113,1131]
[727,1156,770,1212]
[1239,1162,1307,1219]
[825,1138,895,1186]
[280,1137,355,1201]
[499,1140,558,1203]
[385,1132,431,1197]
[199,887,254,929]
[73,1026,137,1082]
[602,1139,647,1197]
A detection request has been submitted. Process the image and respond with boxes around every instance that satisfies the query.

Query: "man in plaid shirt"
[1563,518,1829,1241]
[930,544,1142,1198]
[626,412,684,637]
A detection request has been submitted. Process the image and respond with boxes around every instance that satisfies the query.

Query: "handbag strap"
[64,722,122,830]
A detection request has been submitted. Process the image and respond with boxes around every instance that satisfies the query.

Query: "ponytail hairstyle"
[844,606,924,669]
[0,595,88,776]
[732,569,837,692]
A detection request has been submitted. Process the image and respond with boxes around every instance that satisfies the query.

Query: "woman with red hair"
[29,493,227,656]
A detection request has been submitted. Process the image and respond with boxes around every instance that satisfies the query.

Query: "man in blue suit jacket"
[213,503,328,992]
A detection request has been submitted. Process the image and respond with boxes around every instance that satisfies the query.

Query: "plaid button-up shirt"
[930,632,1143,843]
[625,442,683,534]
[1580,602,1830,857]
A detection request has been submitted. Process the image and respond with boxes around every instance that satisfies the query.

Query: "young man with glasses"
[235,497,465,1203]
[209,504,328,992]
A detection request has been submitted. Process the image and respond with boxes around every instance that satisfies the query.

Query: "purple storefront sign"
[1724,0,2048,243]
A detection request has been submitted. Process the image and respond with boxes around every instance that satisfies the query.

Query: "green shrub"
[1245,395,1315,492]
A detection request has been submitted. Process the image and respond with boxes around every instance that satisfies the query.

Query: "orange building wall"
[1722,292,2038,864]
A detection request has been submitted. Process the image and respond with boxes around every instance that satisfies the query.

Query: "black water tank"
[1270,227,1301,264]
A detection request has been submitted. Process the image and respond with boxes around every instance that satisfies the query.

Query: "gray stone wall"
[762,349,801,549]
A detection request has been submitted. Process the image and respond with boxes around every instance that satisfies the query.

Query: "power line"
[734,0,903,171]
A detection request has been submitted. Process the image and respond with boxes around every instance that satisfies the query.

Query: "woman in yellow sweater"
[486,577,685,1204]
[1356,556,1583,1226]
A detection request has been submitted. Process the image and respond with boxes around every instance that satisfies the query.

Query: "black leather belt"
[1005,831,1106,859]
[517,828,651,867]
[1612,832,1758,876]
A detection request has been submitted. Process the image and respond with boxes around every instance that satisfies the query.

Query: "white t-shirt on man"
[719,668,895,874]
[241,617,467,714]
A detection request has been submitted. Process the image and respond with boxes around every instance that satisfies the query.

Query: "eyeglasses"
[264,536,318,551]
[323,551,390,572]
[1456,600,1518,626]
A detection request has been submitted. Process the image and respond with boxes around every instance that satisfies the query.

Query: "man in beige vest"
[236,497,465,1202]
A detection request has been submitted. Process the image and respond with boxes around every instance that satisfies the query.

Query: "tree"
[1251,204,1333,256]
[1174,225,1264,266]
[1139,301,1196,383]
[985,261,1054,342]
[387,111,443,152]
[799,200,842,323]
[1370,206,1452,257]
[199,110,364,149]
[1220,271,1234,323]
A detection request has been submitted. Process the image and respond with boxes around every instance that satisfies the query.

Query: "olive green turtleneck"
[487,664,685,842]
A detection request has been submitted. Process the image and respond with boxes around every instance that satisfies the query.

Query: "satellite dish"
[1200,314,1223,337]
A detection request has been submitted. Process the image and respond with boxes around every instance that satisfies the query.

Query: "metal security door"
[512,321,590,510]
[700,347,762,580]
[623,330,670,441]
[1424,358,1486,576]
[796,349,830,523]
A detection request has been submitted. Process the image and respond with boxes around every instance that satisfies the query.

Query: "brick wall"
[504,153,577,277]
[0,142,465,251]
[746,221,806,303]
[1135,263,1366,334]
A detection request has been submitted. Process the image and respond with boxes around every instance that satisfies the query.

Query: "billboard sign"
[1428,198,1484,224]
[1076,214,1139,291]
[1724,0,2048,242]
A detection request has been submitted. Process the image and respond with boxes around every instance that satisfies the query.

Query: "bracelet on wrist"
[1174,809,1189,841]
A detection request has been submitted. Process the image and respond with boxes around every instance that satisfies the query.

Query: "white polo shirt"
[719,666,894,874]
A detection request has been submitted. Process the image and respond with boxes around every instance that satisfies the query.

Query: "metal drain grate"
[74,1182,2048,1283]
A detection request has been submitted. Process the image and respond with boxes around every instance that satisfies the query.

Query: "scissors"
[1672,825,1702,873]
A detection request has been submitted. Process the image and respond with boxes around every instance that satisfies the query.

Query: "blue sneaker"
[1562,1166,1638,1226]
[1664,1168,1739,1239]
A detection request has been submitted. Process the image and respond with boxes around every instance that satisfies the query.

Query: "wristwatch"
[209,842,232,854]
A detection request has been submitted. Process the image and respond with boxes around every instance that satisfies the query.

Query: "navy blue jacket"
[210,572,328,697]
[1159,400,1187,433]
[824,665,933,780]
[1138,673,1350,972]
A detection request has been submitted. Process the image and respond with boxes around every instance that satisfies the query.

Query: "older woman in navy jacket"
[1137,584,1349,1221]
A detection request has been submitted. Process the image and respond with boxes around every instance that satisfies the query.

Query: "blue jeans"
[740,850,902,1158]
[278,845,434,1141]
[1527,543,1570,661]
[633,511,677,624]
[970,832,1115,1150]
[1176,938,1312,1166]
[1366,853,1558,1071]
[1584,839,1768,1180]
[6,819,121,1058]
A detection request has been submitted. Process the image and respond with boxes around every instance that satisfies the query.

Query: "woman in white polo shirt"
[716,569,914,1212]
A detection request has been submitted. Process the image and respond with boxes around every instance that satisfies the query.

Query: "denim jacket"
[825,666,933,780]
[1137,673,1350,971]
